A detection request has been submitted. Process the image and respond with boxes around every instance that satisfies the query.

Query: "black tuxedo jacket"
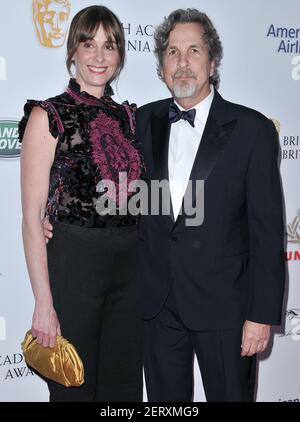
[136,90,285,330]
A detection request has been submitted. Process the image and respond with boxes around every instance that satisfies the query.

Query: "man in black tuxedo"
[136,8,285,402]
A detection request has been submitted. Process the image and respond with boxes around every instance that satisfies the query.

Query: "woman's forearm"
[22,217,53,305]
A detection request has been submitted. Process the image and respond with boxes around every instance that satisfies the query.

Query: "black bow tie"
[169,102,196,127]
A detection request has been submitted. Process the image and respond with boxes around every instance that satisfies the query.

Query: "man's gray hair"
[154,8,223,89]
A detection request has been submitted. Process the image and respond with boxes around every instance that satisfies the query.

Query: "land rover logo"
[0,120,20,158]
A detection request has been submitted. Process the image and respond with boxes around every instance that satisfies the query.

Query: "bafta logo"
[33,0,71,48]
[287,210,300,243]
[279,309,300,340]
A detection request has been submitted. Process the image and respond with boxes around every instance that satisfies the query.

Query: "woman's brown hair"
[66,5,125,83]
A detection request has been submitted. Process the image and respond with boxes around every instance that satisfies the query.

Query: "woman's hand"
[43,217,53,244]
[31,301,61,348]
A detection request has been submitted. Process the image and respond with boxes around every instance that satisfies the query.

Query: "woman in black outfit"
[19,5,144,402]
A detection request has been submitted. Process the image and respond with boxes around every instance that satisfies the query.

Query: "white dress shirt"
[168,85,214,220]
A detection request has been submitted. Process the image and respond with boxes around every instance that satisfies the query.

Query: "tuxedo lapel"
[188,114,237,185]
[151,105,171,181]
[148,93,237,227]
[150,99,175,221]
[175,91,237,227]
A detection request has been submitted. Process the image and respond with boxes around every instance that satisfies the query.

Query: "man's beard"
[173,80,197,98]
[172,69,197,99]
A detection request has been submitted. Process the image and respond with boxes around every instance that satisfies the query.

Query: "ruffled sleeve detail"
[18,100,64,142]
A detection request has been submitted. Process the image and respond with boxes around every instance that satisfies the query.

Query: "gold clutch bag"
[21,330,84,387]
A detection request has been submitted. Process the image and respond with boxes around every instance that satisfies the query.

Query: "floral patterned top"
[19,79,145,228]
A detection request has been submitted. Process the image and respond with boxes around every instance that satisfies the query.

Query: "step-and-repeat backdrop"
[0,0,299,402]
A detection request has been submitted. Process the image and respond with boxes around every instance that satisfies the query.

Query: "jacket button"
[171,235,178,241]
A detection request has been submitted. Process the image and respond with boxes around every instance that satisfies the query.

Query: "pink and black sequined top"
[19,79,145,228]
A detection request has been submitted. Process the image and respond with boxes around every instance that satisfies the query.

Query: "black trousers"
[46,221,143,402]
[143,286,256,402]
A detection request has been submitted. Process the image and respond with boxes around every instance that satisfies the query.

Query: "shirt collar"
[174,84,214,125]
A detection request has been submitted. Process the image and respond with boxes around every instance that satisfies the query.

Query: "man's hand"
[43,217,53,243]
[241,320,270,356]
